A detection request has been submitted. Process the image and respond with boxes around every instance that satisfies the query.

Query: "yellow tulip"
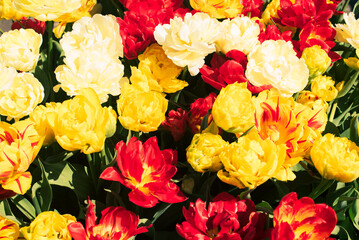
[20,211,76,240]
[0,72,44,120]
[218,134,286,189]
[29,102,61,146]
[212,82,255,133]
[310,134,359,183]
[117,83,168,132]
[186,133,228,172]
[311,75,338,102]
[301,45,331,78]
[189,0,243,19]
[137,43,187,93]
[0,0,24,20]
[50,88,116,154]
[0,215,19,240]
[297,90,329,112]
[0,29,42,72]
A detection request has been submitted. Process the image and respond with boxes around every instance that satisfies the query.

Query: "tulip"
[186,133,228,172]
[176,192,268,239]
[49,88,117,154]
[0,215,19,240]
[212,82,255,134]
[310,134,359,183]
[68,200,151,240]
[0,120,42,194]
[271,192,337,240]
[20,211,76,240]
[100,136,187,208]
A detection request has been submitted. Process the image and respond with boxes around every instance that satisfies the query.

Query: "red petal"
[67,222,87,240]
[128,188,159,208]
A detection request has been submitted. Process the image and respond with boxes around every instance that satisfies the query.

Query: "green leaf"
[337,71,359,99]
[349,199,359,230]
[44,161,92,202]
[33,65,51,103]
[322,121,341,136]
[200,109,211,132]
[354,0,359,19]
[308,179,335,200]
[44,151,74,165]
[341,128,351,138]
[32,159,52,212]
[256,201,273,215]
[332,104,353,126]
[350,115,359,145]
[10,195,36,220]
[152,203,173,224]
[0,200,20,224]
[332,225,352,240]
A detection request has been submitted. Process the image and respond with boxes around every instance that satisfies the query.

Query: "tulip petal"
[2,172,32,194]
[67,222,87,240]
[128,188,159,208]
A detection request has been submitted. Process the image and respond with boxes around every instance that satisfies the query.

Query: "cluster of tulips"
[0,0,359,239]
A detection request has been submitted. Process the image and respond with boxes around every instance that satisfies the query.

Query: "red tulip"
[275,0,340,29]
[298,21,341,61]
[100,137,187,208]
[11,17,46,34]
[258,25,292,43]
[271,192,337,240]
[68,199,151,240]
[187,93,216,134]
[176,192,268,240]
[162,108,188,141]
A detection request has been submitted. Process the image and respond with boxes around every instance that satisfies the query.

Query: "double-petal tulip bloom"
[212,82,255,134]
[20,211,76,240]
[117,83,168,132]
[253,90,327,181]
[186,132,228,172]
[48,88,117,154]
[310,134,359,183]
[176,192,268,239]
[271,192,337,240]
[0,215,20,240]
[0,120,43,194]
[0,29,42,72]
[68,200,151,240]
[100,136,187,208]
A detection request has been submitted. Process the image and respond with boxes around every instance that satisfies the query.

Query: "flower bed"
[0,0,359,239]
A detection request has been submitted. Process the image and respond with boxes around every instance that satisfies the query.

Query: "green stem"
[339,0,351,22]
[86,154,98,196]
[169,99,186,110]
[308,179,335,200]
[32,193,42,215]
[240,188,254,199]
[126,130,132,144]
[0,28,4,34]
[329,101,338,122]
[46,21,55,101]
